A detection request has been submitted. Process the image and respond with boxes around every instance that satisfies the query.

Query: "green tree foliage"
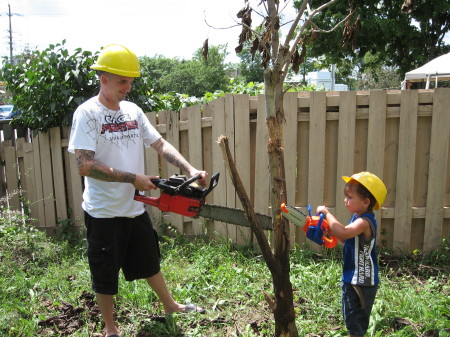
[299,0,450,76]
[237,43,265,83]
[139,55,181,94]
[141,45,229,97]
[0,41,158,132]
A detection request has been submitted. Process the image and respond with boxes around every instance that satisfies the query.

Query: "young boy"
[316,172,387,337]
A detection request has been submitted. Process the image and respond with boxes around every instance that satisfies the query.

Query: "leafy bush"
[1,41,160,132]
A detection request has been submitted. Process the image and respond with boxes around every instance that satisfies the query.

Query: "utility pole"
[8,4,12,63]
[3,4,22,64]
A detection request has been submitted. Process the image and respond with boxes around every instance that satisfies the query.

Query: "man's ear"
[100,73,108,85]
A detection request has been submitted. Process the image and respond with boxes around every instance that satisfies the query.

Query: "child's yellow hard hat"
[342,172,387,210]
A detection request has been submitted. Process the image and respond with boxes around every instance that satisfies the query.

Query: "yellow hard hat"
[342,172,387,210]
[91,44,140,77]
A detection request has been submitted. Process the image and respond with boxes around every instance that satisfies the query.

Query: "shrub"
[1,40,159,132]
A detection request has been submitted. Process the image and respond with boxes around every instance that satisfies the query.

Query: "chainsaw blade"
[198,204,273,230]
[281,204,307,226]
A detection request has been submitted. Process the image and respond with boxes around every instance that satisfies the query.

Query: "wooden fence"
[0,89,449,253]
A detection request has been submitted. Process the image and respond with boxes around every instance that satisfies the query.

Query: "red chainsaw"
[134,172,338,247]
[134,172,274,229]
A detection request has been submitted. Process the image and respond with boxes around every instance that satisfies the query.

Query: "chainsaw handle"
[174,174,203,194]
[202,172,220,199]
[150,178,163,188]
[174,172,220,198]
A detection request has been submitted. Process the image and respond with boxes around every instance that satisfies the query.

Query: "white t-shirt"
[68,96,161,218]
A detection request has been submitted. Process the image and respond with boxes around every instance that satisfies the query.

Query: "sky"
[0,0,298,63]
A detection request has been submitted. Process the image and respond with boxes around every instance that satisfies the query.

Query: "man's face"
[102,72,134,103]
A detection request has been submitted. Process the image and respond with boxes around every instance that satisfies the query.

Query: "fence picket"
[335,91,356,225]
[307,92,327,249]
[367,91,388,241]
[234,95,252,245]
[211,97,229,239]
[3,141,20,209]
[185,105,203,235]
[224,95,238,242]
[254,94,270,220]
[166,110,183,233]
[424,89,450,251]
[31,134,46,227]
[393,90,418,253]
[284,92,298,245]
[50,127,68,222]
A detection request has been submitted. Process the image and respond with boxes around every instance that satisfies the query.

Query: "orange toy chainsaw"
[280,203,338,248]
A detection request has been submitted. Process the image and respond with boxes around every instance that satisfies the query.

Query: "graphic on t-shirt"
[98,113,141,149]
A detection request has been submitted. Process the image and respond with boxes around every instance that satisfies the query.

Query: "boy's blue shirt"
[342,212,379,286]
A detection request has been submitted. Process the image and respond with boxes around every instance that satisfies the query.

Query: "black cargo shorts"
[84,211,161,295]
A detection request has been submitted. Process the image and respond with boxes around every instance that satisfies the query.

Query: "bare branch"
[283,0,308,46]
[311,11,353,34]
[203,11,240,30]
[290,0,340,53]
[267,0,280,62]
[217,135,277,270]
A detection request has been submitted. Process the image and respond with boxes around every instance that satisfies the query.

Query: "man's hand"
[133,174,159,191]
[190,170,208,187]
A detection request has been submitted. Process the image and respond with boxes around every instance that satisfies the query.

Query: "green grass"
[0,206,449,337]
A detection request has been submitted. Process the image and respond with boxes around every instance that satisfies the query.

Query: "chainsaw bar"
[198,204,273,231]
[280,204,307,225]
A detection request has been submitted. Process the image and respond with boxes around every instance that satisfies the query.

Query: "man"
[68,44,207,337]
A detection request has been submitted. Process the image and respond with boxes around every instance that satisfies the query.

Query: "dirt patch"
[38,291,100,336]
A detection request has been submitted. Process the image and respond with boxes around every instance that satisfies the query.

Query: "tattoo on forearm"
[75,149,136,183]
[163,145,191,172]
[154,139,192,172]
[164,150,191,171]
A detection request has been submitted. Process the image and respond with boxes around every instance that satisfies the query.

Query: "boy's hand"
[316,205,329,216]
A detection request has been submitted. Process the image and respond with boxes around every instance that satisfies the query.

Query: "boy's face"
[344,183,370,215]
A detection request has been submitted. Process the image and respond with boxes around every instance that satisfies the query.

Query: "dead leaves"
[342,12,361,50]
[235,5,253,54]
[401,0,417,13]
[202,39,209,61]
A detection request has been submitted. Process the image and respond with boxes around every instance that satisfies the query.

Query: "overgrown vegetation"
[0,41,160,132]
[0,203,448,336]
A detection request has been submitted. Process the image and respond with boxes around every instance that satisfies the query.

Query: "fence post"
[423,88,450,252]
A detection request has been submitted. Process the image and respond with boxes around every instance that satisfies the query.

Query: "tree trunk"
[265,65,298,337]
[219,68,299,336]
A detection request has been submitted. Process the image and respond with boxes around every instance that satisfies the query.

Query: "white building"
[285,68,349,91]
[307,70,348,91]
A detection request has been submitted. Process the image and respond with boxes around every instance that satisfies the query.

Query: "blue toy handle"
[312,213,324,242]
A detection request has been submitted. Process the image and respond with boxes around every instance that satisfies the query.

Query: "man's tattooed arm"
[151,138,194,174]
[74,149,136,183]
